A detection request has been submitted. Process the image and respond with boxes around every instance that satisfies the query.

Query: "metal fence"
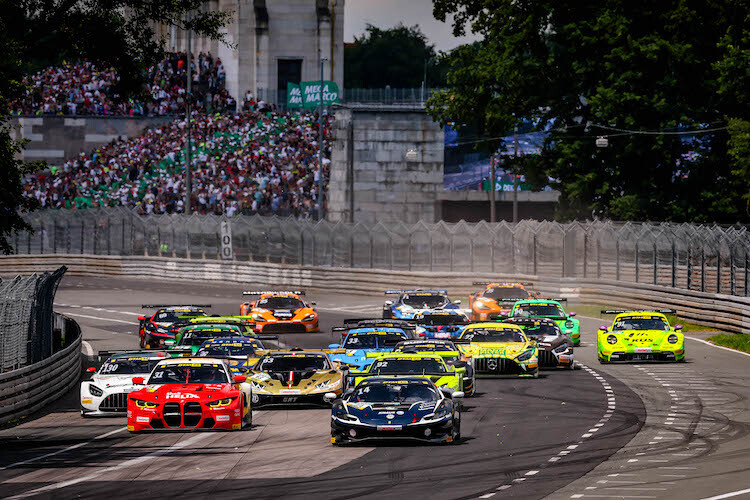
[0,266,67,371]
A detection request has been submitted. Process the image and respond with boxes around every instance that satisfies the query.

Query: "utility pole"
[317,57,327,221]
[512,125,519,223]
[184,12,192,215]
[489,153,496,223]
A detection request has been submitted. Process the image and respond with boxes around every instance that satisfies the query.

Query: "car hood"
[459,342,532,358]
[613,329,675,345]
[131,383,234,402]
[249,370,342,394]
[342,400,444,424]
[527,335,566,350]
[91,374,145,388]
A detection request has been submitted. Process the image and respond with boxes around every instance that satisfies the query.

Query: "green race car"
[509,299,580,345]
[167,323,245,356]
[350,352,465,393]
[597,309,685,363]
[175,315,257,337]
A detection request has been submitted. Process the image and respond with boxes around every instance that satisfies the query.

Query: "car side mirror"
[132,376,145,385]
[323,392,338,403]
[569,312,576,317]
[452,391,465,399]
[453,300,462,305]
[86,367,96,373]
[598,326,608,332]
[233,375,247,384]
[310,301,317,306]
[138,316,146,321]
[384,300,393,306]
[328,343,340,349]
[674,324,683,331]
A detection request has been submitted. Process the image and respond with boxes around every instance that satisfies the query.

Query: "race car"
[394,339,475,395]
[126,357,252,432]
[167,324,246,356]
[177,316,257,337]
[509,298,581,345]
[413,311,471,339]
[80,350,168,417]
[469,282,534,321]
[455,323,539,377]
[194,337,269,374]
[504,317,575,369]
[382,289,462,320]
[336,318,416,341]
[328,377,462,445]
[247,350,347,407]
[597,309,685,363]
[328,327,411,372]
[240,290,318,333]
[350,352,465,393]
[138,304,210,348]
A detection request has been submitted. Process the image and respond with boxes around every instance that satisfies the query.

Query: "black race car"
[504,317,575,369]
[137,304,209,349]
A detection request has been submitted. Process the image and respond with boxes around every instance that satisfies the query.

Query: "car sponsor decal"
[377,425,403,431]
[279,389,301,395]
[251,373,271,381]
[81,399,93,404]
[216,415,230,421]
[166,392,200,399]
[634,347,653,353]
[136,416,150,423]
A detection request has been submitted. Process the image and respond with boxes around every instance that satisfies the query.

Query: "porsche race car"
[504,317,575,369]
[393,339,475,395]
[455,323,539,377]
[382,289,462,319]
[469,282,533,321]
[240,291,318,333]
[138,304,209,348]
[597,309,685,363]
[509,298,580,345]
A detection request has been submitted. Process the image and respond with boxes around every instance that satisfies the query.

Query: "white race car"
[80,351,168,417]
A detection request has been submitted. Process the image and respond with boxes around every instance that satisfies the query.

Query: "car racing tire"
[450,416,461,444]
[139,334,145,348]
[242,396,252,429]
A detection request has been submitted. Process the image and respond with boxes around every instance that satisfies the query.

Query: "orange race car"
[468,282,535,321]
[240,290,319,333]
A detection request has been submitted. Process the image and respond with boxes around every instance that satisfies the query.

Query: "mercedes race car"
[393,339,475,395]
[469,282,533,321]
[81,350,169,417]
[597,309,685,363]
[167,323,245,356]
[247,350,347,407]
[414,311,471,339]
[382,289,463,320]
[504,317,575,369]
[127,357,253,432]
[509,298,580,345]
[328,327,411,372]
[138,304,210,349]
[350,352,465,393]
[240,290,319,333]
[329,377,462,445]
[456,323,539,377]
[195,337,269,374]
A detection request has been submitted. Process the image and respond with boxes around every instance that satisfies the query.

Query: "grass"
[706,334,750,354]
[566,304,717,332]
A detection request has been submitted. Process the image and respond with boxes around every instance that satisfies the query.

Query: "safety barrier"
[0,314,81,425]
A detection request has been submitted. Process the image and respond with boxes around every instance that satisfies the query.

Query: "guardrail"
[0,314,81,426]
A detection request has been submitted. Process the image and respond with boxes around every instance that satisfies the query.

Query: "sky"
[343,0,482,51]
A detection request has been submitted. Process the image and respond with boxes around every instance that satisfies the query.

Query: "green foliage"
[707,334,750,353]
[429,0,750,223]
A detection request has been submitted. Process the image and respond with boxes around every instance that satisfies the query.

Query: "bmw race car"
[456,323,539,377]
[504,317,575,369]
[328,327,411,372]
[382,289,462,319]
[138,304,210,348]
[80,350,168,417]
[350,352,465,393]
[240,290,319,333]
[127,357,253,432]
[509,298,581,345]
[328,377,462,445]
[394,339,475,396]
[469,282,534,321]
[195,337,269,374]
[597,309,685,363]
[414,311,471,339]
[167,324,246,356]
[247,350,347,407]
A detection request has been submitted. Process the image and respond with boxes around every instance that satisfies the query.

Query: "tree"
[345,23,448,88]
[429,0,750,222]
[0,0,231,253]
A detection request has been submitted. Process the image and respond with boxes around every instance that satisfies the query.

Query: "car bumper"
[127,402,244,432]
[251,392,333,408]
[331,418,455,444]
[601,349,684,362]
[473,357,538,377]
[538,350,574,368]
[255,320,318,333]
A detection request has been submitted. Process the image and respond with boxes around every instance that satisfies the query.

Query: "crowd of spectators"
[25,110,333,217]
[10,52,235,116]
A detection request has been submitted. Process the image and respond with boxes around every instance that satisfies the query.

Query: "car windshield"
[395,342,454,352]
[462,328,527,343]
[613,317,670,331]
[519,322,562,337]
[257,354,329,372]
[196,343,260,357]
[417,314,468,326]
[401,294,448,308]
[154,309,205,323]
[258,297,305,309]
[179,328,240,346]
[368,358,447,374]
[343,332,407,349]
[148,363,228,384]
[514,304,566,318]
[349,382,439,403]
[99,357,163,375]
[484,287,529,300]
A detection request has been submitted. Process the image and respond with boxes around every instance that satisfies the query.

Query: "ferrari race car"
[414,310,471,339]
[195,337,269,374]
[504,317,575,369]
[328,326,411,372]
[138,304,209,348]
[329,377,463,445]
[240,290,319,333]
[394,339,475,395]
[247,350,347,407]
[167,323,245,356]
[350,352,465,393]
[456,323,539,377]
[597,309,685,363]
[469,282,533,321]
[81,350,168,416]
[382,289,462,319]
[127,357,253,432]
[509,298,581,345]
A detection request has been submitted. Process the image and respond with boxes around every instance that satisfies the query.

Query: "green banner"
[287,81,340,108]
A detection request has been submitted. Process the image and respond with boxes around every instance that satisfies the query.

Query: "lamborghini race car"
[382,289,462,319]
[414,310,471,339]
[469,282,534,321]
[138,304,209,348]
[597,309,685,363]
[504,317,575,369]
[195,337,269,374]
[80,350,168,416]
[240,290,318,333]
[329,377,463,445]
[509,298,581,345]
[127,357,252,432]
[394,339,475,395]
[456,323,539,377]
[167,324,245,356]
[328,327,411,372]
[350,352,465,393]
[247,350,347,407]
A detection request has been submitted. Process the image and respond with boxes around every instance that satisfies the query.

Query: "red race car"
[127,357,253,432]
[137,304,210,349]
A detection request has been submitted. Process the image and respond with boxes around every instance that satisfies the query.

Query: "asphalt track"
[0,276,748,500]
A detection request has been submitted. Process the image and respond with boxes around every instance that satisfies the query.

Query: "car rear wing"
[341,318,417,330]
[256,335,279,341]
[600,309,676,315]
[96,350,168,361]
[472,282,534,286]
[534,298,568,302]
[141,304,211,309]
[242,290,305,296]
[167,347,194,357]
[384,289,448,295]
[502,317,556,326]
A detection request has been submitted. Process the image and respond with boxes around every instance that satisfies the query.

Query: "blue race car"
[414,311,471,339]
[194,336,270,374]
[382,289,462,320]
[328,327,411,373]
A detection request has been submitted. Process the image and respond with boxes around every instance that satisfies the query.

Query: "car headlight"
[475,302,490,311]
[316,379,340,391]
[207,397,235,407]
[423,402,451,421]
[668,334,679,344]
[516,349,535,361]
[607,335,618,345]
[553,344,570,353]
[565,319,575,328]
[303,314,316,321]
[89,384,103,397]
[132,399,158,409]
[250,381,268,392]
[333,411,358,422]
[251,313,265,321]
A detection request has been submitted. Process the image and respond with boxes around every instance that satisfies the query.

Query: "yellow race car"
[455,322,539,377]
[598,309,685,363]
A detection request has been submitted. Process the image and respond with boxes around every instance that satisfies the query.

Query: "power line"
[591,123,728,136]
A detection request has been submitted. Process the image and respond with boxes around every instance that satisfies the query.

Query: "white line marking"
[479,494,496,499]
[687,337,750,358]
[701,488,750,500]
[61,312,136,325]
[497,485,512,491]
[526,470,539,476]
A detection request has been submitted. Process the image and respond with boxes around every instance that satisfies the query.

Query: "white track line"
[687,337,750,358]
[701,488,750,500]
[60,312,137,325]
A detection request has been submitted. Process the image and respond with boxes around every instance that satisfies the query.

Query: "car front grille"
[183,402,203,427]
[475,357,520,374]
[163,403,182,427]
[100,393,128,411]
[161,402,204,428]
[262,323,308,333]
[538,350,557,367]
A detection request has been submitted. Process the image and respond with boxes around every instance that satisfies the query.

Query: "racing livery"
[597,309,685,363]
[195,337,268,374]
[382,289,462,320]
[329,377,462,445]
[168,324,245,356]
[393,339,475,395]
[456,323,539,377]
[328,327,410,372]
[350,352,465,393]
[469,282,533,321]
[178,316,257,337]
[504,317,575,369]
[138,305,209,348]
[414,311,471,339]
[127,357,252,432]
[81,350,168,416]
[240,291,319,333]
[509,298,581,345]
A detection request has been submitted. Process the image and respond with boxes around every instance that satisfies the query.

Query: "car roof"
[613,312,669,321]
[505,317,557,325]
[371,352,446,360]
[464,322,524,331]
[398,339,454,345]
[514,299,562,305]
[200,337,260,345]
[347,327,406,334]
[155,357,227,366]
[358,376,436,386]
[110,351,168,359]
[183,324,241,331]
[265,350,329,357]
[485,282,526,288]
